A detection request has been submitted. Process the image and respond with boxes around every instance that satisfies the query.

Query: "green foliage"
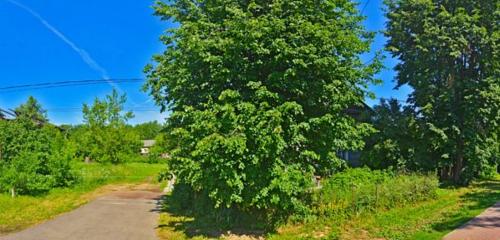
[165,183,268,231]
[313,168,438,218]
[145,0,381,220]
[385,0,499,183]
[0,98,76,197]
[71,89,142,164]
[361,99,416,170]
[133,121,163,140]
[14,96,48,124]
[146,133,170,163]
[157,168,443,239]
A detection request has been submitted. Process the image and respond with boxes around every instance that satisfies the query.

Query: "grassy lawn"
[157,174,500,240]
[0,162,165,235]
[338,176,500,240]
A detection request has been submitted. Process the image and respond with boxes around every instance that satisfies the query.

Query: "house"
[141,140,156,155]
[337,103,374,167]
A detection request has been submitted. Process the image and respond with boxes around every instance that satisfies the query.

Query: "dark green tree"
[15,96,48,124]
[385,0,499,183]
[361,99,414,170]
[145,0,381,218]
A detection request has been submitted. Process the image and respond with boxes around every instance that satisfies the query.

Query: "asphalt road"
[443,202,500,240]
[0,190,162,240]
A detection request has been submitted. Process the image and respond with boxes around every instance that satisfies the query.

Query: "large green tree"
[73,89,141,164]
[385,0,499,182]
[145,0,381,216]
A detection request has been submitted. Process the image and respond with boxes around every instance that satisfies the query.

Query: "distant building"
[141,140,156,155]
[338,103,374,167]
[0,108,15,121]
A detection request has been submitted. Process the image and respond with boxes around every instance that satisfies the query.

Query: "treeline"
[0,90,166,197]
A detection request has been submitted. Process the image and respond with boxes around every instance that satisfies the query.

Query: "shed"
[141,140,156,155]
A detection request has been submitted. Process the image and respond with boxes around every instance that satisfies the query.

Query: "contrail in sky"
[5,0,123,91]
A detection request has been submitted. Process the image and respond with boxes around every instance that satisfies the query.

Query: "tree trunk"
[452,138,465,183]
[10,187,16,198]
[452,155,463,183]
[440,165,450,181]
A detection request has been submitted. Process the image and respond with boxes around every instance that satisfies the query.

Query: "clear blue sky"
[0,0,411,125]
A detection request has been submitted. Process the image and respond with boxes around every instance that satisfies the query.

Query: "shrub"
[312,168,438,217]
[0,121,77,196]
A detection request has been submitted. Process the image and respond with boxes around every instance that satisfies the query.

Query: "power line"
[361,0,371,14]
[0,78,145,93]
[0,78,144,90]
[46,107,159,113]
[363,55,378,65]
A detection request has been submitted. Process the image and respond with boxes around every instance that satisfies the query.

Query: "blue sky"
[0,0,411,125]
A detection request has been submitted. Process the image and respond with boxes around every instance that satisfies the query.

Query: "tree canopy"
[15,96,48,124]
[385,0,499,182]
[145,0,381,217]
[133,121,163,140]
[71,89,141,164]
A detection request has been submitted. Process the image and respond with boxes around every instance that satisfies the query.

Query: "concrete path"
[443,202,500,240]
[0,189,162,240]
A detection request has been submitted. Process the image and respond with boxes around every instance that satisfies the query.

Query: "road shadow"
[428,178,500,233]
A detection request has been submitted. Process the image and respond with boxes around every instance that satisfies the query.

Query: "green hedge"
[312,168,438,217]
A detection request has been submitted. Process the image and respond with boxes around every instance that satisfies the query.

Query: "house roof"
[142,140,156,148]
[0,108,16,120]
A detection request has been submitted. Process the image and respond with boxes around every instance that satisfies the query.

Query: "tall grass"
[312,168,438,218]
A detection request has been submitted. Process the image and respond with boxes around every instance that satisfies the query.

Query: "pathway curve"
[443,202,500,240]
[0,189,162,240]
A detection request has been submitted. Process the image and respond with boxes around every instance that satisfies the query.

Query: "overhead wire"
[0,78,145,93]
[361,0,371,14]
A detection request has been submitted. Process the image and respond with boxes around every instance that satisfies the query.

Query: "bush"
[0,122,78,196]
[312,168,438,217]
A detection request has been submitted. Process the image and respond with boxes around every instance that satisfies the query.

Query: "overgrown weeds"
[313,168,438,218]
[158,168,440,239]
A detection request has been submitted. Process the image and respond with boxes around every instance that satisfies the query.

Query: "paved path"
[443,202,500,240]
[0,189,162,240]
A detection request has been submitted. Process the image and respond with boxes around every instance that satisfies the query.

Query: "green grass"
[157,174,500,240]
[309,175,499,240]
[0,162,165,235]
